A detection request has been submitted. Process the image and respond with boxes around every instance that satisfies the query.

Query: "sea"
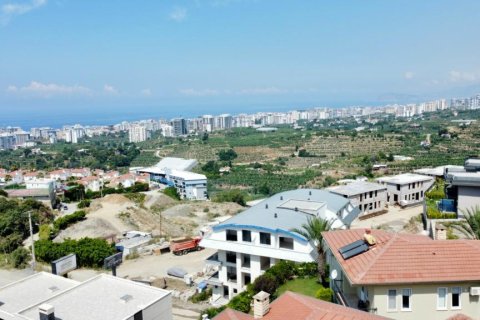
[0,102,327,130]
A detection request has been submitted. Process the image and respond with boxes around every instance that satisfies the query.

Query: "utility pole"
[27,211,36,270]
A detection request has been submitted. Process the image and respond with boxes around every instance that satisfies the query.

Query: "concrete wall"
[142,294,173,320]
[348,189,387,215]
[371,283,480,320]
[381,179,434,206]
[457,186,480,213]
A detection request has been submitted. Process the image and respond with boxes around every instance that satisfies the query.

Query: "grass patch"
[276,277,323,298]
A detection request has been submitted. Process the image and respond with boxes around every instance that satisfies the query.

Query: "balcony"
[206,253,222,266]
[206,272,222,286]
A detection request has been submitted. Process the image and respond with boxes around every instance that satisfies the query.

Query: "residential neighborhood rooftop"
[376,173,433,185]
[323,229,480,285]
[328,181,386,197]
[213,291,391,320]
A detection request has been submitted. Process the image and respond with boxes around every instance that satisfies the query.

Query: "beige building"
[376,173,434,207]
[329,181,387,216]
[323,229,480,320]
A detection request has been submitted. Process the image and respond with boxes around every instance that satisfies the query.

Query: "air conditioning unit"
[470,287,480,296]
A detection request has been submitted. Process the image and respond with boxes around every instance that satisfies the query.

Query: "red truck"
[170,236,202,255]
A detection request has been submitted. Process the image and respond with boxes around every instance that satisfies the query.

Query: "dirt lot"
[55,191,244,241]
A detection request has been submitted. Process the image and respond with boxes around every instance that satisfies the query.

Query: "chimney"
[253,291,270,319]
[39,304,55,320]
[435,223,447,240]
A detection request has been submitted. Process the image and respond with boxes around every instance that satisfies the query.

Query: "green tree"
[315,287,334,302]
[291,217,332,285]
[453,206,480,239]
[218,149,237,161]
[163,187,180,200]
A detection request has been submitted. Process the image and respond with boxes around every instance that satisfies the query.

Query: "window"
[401,289,412,311]
[279,237,294,250]
[388,289,397,311]
[242,254,251,268]
[437,288,447,310]
[226,251,236,264]
[369,191,373,198]
[226,229,238,241]
[397,185,400,191]
[452,287,461,309]
[242,230,251,242]
[260,232,271,245]
[260,256,270,271]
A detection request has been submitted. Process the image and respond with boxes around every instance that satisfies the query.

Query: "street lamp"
[24,211,36,270]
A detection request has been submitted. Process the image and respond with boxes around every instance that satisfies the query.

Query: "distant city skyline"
[1,0,480,115]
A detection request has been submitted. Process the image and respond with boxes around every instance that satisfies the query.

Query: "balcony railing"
[206,253,222,266]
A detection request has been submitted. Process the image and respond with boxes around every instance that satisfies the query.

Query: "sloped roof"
[213,291,390,320]
[323,229,480,285]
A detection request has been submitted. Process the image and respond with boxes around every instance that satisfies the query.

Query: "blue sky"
[1,0,480,115]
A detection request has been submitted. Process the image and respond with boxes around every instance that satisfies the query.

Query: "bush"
[191,288,212,303]
[295,262,318,278]
[163,187,180,200]
[77,199,91,208]
[315,287,334,302]
[198,306,226,320]
[0,189,7,197]
[228,291,252,313]
[39,224,52,241]
[218,149,238,161]
[11,247,30,268]
[265,260,295,283]
[35,238,116,268]
[253,273,279,295]
[53,210,86,231]
[213,189,246,206]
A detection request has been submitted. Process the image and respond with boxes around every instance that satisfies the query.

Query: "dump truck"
[170,236,202,255]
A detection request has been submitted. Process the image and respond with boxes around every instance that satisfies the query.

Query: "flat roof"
[210,189,357,236]
[168,169,207,181]
[376,173,433,185]
[154,157,198,171]
[19,274,171,320]
[328,181,386,197]
[6,189,51,197]
[0,272,78,314]
[448,172,480,186]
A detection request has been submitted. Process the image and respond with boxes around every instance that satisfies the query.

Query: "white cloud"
[6,81,91,97]
[179,88,220,96]
[141,88,152,96]
[103,84,118,94]
[404,71,414,80]
[179,86,289,97]
[237,86,287,95]
[449,70,477,82]
[169,7,187,22]
[1,0,46,25]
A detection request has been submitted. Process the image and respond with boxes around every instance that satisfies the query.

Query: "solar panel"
[339,240,365,254]
[339,240,369,260]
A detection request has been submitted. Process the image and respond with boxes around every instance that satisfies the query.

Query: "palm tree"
[453,206,480,239]
[292,216,333,285]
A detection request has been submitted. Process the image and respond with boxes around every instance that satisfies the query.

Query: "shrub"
[265,260,295,283]
[191,288,212,303]
[213,189,246,206]
[0,189,7,197]
[198,306,226,320]
[11,247,30,268]
[77,199,91,208]
[253,273,279,295]
[35,238,116,268]
[53,210,86,231]
[163,187,180,200]
[39,224,52,241]
[315,287,334,302]
[228,291,252,313]
[295,262,318,278]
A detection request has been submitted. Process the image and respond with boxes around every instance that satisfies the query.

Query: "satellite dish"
[330,269,338,280]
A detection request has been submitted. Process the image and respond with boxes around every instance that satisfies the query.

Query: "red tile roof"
[213,308,252,320]
[446,314,473,320]
[213,291,390,320]
[323,229,480,285]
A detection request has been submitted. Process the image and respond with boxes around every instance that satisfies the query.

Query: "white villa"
[376,173,434,207]
[200,189,360,301]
